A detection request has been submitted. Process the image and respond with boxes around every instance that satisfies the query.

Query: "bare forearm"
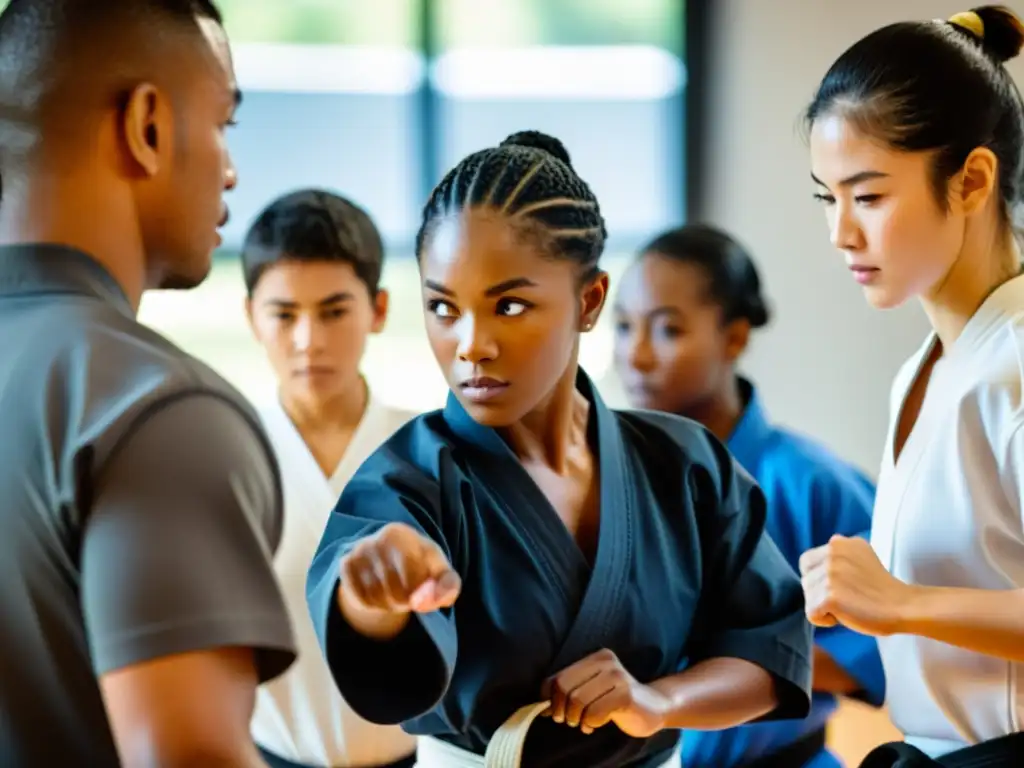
[812,646,860,694]
[163,752,268,768]
[896,586,1024,662]
[648,658,777,730]
[121,741,268,768]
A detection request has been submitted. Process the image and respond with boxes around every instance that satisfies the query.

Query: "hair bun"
[743,295,771,329]
[500,130,573,167]
[954,6,1024,63]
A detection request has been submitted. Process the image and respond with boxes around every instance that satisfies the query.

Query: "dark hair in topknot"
[500,130,574,166]
[641,223,771,329]
[968,5,1024,63]
[415,130,607,281]
[805,6,1024,227]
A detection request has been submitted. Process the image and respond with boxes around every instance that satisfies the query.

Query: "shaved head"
[0,0,226,173]
[0,0,239,298]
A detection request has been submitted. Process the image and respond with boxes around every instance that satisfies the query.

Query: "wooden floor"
[827,701,902,766]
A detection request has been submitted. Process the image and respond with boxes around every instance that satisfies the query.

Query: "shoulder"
[348,409,454,486]
[949,316,1024,449]
[973,320,1024,417]
[614,408,727,475]
[373,401,421,434]
[761,424,874,494]
[34,304,266,472]
[754,424,875,532]
[65,301,254,406]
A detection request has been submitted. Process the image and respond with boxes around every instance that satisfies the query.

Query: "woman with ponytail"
[802,6,1024,766]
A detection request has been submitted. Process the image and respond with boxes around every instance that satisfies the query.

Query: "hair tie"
[948,10,985,39]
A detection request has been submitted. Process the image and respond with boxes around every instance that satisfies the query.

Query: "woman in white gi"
[800,6,1024,767]
[242,189,417,768]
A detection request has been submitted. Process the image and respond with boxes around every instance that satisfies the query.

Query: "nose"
[623,329,656,374]
[829,202,864,252]
[224,160,238,192]
[455,315,498,364]
[290,316,324,355]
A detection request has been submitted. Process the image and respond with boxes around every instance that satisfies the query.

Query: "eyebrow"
[614,304,681,319]
[424,277,538,298]
[810,169,889,188]
[262,292,354,308]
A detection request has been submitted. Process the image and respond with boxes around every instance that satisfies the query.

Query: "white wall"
[697,0,1024,474]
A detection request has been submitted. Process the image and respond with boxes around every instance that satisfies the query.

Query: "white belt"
[415,701,675,768]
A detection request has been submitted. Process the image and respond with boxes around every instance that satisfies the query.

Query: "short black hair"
[0,0,223,169]
[416,130,607,282]
[640,223,770,329]
[241,189,386,297]
[0,0,222,35]
[805,6,1024,224]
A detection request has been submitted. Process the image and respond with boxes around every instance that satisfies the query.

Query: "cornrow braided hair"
[415,130,608,281]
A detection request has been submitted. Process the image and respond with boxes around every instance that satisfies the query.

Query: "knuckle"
[378,522,407,544]
[347,540,369,560]
[357,564,377,588]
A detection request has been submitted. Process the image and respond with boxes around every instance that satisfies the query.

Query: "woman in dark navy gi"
[306,130,813,768]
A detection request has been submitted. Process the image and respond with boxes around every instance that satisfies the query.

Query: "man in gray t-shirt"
[0,1,297,765]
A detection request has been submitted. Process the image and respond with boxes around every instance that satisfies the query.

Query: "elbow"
[114,722,261,768]
[760,675,782,714]
[744,667,780,721]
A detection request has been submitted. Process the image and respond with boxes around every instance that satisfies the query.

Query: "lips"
[459,376,509,403]
[626,382,659,402]
[218,207,230,228]
[295,365,335,378]
[848,264,880,285]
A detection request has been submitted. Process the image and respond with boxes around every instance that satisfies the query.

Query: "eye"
[660,325,682,339]
[427,299,458,319]
[497,298,531,317]
[812,192,836,205]
[323,308,347,320]
[855,194,882,205]
[273,312,294,322]
[614,319,630,334]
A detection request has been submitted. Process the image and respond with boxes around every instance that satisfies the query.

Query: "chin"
[862,285,910,310]
[157,253,213,291]
[458,400,516,427]
[625,391,666,412]
[450,387,530,428]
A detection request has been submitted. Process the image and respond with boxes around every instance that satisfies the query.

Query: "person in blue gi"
[612,223,885,768]
[305,130,814,768]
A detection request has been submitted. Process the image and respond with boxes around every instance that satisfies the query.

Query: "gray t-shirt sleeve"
[80,393,296,683]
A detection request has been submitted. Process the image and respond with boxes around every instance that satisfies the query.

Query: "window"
[134,0,693,411]
[433,0,687,248]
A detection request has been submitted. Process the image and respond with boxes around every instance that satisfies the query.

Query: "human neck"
[921,223,1021,351]
[680,374,745,443]
[503,361,588,474]
[0,169,147,312]
[281,375,369,434]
